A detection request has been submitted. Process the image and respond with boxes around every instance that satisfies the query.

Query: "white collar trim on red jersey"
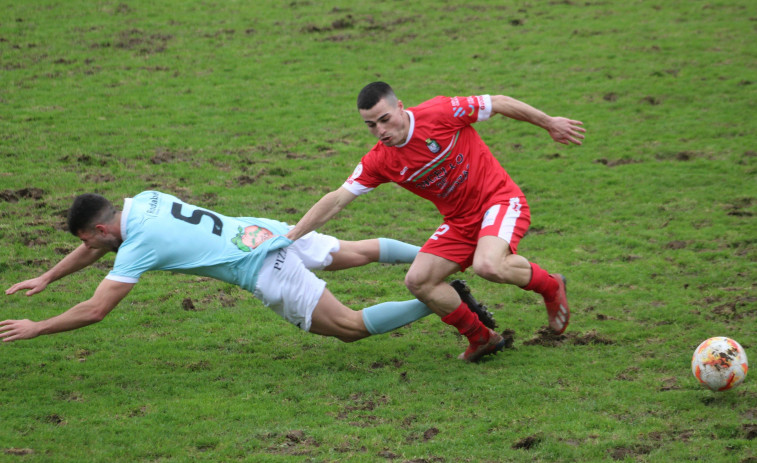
[397,110,414,148]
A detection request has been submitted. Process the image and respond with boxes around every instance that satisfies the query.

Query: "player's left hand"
[547,117,586,145]
[5,277,50,296]
[0,319,39,343]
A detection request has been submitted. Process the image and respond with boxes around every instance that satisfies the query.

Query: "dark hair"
[67,193,115,236]
[357,81,397,110]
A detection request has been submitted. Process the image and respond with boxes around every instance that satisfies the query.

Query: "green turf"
[1,0,755,461]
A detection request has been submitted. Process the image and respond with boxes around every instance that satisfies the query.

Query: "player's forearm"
[28,301,107,338]
[286,190,348,241]
[490,95,552,130]
[34,300,109,337]
[41,245,107,284]
[34,278,133,339]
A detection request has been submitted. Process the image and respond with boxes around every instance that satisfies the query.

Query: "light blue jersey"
[106,191,292,292]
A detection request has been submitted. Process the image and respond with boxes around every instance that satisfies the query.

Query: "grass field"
[1,0,755,461]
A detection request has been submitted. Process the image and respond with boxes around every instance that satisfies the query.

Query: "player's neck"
[399,111,410,144]
[112,211,123,240]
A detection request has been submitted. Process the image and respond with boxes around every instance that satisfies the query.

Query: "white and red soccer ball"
[692,337,748,392]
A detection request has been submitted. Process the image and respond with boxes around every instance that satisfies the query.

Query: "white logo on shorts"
[482,205,500,229]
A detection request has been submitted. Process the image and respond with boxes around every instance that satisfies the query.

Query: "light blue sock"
[362,299,433,335]
[378,238,421,264]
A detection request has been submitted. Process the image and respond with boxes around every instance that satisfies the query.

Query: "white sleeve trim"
[478,94,493,122]
[341,180,374,196]
[106,274,139,284]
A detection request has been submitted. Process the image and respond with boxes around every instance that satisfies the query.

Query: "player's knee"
[472,258,502,282]
[404,270,429,298]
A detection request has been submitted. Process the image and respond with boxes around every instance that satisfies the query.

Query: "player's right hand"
[547,117,585,146]
[5,277,48,296]
[0,319,39,342]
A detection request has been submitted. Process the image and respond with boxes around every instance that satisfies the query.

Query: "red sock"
[441,302,490,345]
[523,262,559,301]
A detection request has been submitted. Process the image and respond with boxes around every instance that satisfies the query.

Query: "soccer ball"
[691,337,748,391]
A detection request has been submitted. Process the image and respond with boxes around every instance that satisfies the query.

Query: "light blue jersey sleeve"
[107,191,292,291]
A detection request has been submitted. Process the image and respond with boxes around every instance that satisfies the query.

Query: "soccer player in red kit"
[286,82,586,362]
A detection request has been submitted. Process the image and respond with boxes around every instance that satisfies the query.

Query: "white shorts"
[253,230,340,331]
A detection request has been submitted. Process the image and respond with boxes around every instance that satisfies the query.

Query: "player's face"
[359,98,408,147]
[77,227,121,252]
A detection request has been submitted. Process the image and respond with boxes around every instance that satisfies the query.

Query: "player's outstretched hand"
[0,319,38,342]
[5,277,49,297]
[547,117,586,146]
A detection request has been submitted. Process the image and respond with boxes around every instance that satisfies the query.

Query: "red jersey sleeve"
[342,160,375,196]
[425,94,493,127]
[341,144,394,196]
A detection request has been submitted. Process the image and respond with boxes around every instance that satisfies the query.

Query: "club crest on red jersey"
[426,138,441,154]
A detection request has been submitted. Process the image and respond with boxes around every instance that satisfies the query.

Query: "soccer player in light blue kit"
[2,191,433,344]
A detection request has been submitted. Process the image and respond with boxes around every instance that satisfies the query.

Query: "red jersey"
[342,95,523,225]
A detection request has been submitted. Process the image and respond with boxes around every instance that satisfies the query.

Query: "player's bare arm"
[5,244,108,296]
[285,187,358,241]
[490,94,586,146]
[1,278,134,342]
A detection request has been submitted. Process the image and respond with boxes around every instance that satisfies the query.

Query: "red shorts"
[420,195,531,271]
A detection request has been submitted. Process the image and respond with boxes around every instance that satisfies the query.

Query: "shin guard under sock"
[441,302,490,344]
[378,238,421,264]
[523,262,559,301]
[362,299,432,335]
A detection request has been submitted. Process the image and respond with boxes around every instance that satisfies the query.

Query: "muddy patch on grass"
[84,173,116,184]
[659,376,681,391]
[608,444,654,460]
[45,413,67,426]
[593,157,642,167]
[665,240,688,250]
[227,168,287,187]
[150,147,197,165]
[336,393,389,422]
[405,426,440,444]
[201,290,238,308]
[724,197,755,217]
[655,150,708,162]
[114,28,172,54]
[56,153,115,171]
[20,231,49,247]
[369,358,405,370]
[695,292,756,322]
[523,327,614,347]
[3,448,35,456]
[499,328,516,349]
[647,429,694,442]
[615,366,640,381]
[0,187,45,203]
[263,430,320,457]
[301,14,416,42]
[181,297,198,311]
[512,434,541,450]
